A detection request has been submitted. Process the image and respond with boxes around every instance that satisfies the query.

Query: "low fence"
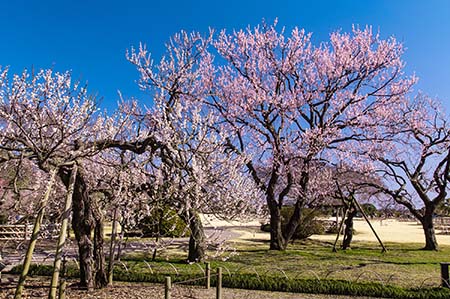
[0,225,32,241]
[164,263,223,299]
[0,223,61,241]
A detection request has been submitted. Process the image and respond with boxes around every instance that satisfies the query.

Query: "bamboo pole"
[353,198,387,253]
[58,257,67,299]
[48,163,77,299]
[107,206,119,285]
[14,167,58,299]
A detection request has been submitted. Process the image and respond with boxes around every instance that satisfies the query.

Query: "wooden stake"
[216,267,222,299]
[353,197,387,253]
[108,206,119,285]
[205,262,210,289]
[165,276,171,299]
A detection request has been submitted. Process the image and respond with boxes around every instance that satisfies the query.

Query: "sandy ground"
[201,215,450,246]
[310,218,450,245]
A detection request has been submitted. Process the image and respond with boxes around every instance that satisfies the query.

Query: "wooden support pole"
[332,207,348,252]
[108,206,119,285]
[353,198,387,253]
[0,251,4,283]
[216,267,222,299]
[14,168,58,299]
[48,163,77,299]
[58,257,67,299]
[205,262,210,289]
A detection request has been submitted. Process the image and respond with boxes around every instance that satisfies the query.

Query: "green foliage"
[0,214,7,224]
[361,203,378,217]
[436,199,450,216]
[138,206,188,238]
[9,263,79,278]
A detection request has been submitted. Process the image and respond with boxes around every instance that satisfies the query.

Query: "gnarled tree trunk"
[342,203,358,250]
[180,209,206,263]
[59,167,107,290]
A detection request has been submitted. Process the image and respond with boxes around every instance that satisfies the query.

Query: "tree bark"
[342,204,357,250]
[268,204,286,250]
[92,203,107,288]
[421,208,438,250]
[59,167,107,290]
[283,200,305,244]
[181,209,206,263]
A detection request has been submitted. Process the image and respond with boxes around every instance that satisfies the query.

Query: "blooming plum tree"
[365,95,450,250]
[130,22,416,250]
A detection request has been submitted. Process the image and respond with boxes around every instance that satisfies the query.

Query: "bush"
[261,207,325,240]
[138,206,188,238]
[0,214,7,224]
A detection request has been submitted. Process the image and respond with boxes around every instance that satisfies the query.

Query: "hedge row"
[9,264,450,299]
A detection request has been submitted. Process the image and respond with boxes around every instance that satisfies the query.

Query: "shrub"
[138,206,188,238]
[261,207,325,239]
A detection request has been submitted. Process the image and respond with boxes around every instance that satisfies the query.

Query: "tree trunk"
[421,210,438,250]
[283,200,305,245]
[93,213,107,288]
[342,205,357,250]
[180,209,206,263]
[187,211,206,263]
[70,173,94,290]
[268,204,286,250]
[59,167,107,290]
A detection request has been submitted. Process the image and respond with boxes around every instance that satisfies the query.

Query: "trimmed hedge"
[9,264,450,299]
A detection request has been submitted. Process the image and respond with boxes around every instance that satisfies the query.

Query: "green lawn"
[118,239,450,289]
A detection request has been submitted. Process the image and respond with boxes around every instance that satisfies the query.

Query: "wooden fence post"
[216,267,222,299]
[441,262,450,288]
[205,262,210,289]
[165,276,171,299]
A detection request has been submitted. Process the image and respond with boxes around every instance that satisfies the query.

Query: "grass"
[116,239,450,289]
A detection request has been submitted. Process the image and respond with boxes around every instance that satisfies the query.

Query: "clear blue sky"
[1,0,449,111]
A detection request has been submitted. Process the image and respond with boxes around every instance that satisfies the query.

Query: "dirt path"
[0,275,383,299]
